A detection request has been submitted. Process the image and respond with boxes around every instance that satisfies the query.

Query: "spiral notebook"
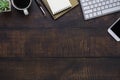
[42,0,79,19]
[47,0,72,15]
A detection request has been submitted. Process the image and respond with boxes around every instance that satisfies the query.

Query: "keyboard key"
[101,6,105,9]
[90,5,94,8]
[82,2,88,6]
[89,14,93,18]
[102,6,120,14]
[84,9,93,14]
[117,2,120,6]
[93,12,97,16]
[92,0,96,4]
[106,1,109,4]
[83,6,90,10]
[88,1,92,5]
[93,8,97,11]
[109,4,113,8]
[97,7,101,10]
[94,4,98,7]
[85,14,89,19]
[82,0,85,2]
[98,3,102,6]
[102,2,105,5]
[97,11,102,15]
[105,5,109,9]
[96,0,100,3]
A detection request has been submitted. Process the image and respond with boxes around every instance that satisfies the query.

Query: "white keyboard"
[80,0,120,20]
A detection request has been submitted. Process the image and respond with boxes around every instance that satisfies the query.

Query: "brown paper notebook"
[42,0,79,20]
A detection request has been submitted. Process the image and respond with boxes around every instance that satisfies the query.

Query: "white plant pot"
[0,0,11,12]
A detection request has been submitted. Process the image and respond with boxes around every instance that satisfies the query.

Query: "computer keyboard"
[80,0,120,20]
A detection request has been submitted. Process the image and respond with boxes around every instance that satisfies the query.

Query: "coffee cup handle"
[23,9,29,15]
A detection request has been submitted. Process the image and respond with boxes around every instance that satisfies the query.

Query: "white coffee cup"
[11,0,32,15]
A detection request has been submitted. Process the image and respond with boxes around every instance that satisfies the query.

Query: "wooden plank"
[0,28,120,57]
[0,58,120,80]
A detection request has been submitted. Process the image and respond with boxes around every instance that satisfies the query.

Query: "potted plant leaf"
[0,0,11,13]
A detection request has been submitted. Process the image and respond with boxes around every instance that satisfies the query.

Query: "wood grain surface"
[0,58,120,80]
[0,0,120,80]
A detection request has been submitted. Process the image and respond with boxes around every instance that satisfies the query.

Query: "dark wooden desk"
[0,1,120,80]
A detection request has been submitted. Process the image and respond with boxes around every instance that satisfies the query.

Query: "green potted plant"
[0,0,11,13]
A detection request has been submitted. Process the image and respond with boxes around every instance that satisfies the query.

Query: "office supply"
[42,0,78,19]
[35,0,46,16]
[79,0,120,20]
[47,0,72,15]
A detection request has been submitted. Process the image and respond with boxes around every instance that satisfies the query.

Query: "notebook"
[47,0,72,15]
[42,0,79,20]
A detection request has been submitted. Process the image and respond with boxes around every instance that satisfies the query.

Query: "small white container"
[0,0,11,12]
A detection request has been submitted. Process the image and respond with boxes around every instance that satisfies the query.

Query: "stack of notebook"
[42,0,79,19]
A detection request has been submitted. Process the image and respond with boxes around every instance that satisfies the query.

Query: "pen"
[35,0,46,16]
